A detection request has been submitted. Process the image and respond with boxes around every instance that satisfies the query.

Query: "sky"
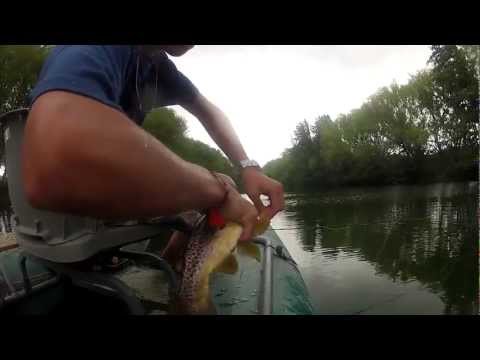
[172,45,433,166]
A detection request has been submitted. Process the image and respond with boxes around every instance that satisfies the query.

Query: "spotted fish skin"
[173,210,269,314]
[176,216,214,313]
[175,213,243,314]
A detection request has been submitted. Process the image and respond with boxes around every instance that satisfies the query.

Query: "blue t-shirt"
[29,45,199,124]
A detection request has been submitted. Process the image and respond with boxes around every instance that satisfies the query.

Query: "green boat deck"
[0,228,314,315]
[211,228,313,315]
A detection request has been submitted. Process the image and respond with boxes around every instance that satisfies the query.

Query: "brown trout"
[174,212,269,314]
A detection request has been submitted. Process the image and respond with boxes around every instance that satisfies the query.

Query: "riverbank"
[281,178,479,195]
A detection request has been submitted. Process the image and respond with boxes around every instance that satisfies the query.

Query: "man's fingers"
[239,211,258,242]
[217,173,237,188]
[249,190,284,221]
[247,191,265,213]
[240,220,255,242]
[266,184,285,219]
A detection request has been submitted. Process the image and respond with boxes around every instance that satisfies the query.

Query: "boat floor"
[1,229,314,315]
[0,233,18,252]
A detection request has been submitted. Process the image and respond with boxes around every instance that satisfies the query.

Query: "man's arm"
[181,93,249,166]
[181,94,285,219]
[23,91,227,219]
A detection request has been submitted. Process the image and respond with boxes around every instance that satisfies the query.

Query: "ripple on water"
[275,183,478,314]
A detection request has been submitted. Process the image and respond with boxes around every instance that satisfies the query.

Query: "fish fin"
[213,254,239,274]
[237,242,262,262]
[253,211,270,236]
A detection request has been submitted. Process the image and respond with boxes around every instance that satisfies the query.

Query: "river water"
[0,182,478,314]
[270,182,479,315]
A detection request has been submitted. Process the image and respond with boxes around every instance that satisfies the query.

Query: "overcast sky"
[169,45,432,166]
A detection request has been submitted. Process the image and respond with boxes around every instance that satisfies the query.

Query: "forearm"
[184,95,249,166]
[181,94,284,220]
[23,92,226,219]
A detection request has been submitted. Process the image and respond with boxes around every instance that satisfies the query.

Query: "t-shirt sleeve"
[29,46,130,113]
[156,56,199,106]
[173,70,199,105]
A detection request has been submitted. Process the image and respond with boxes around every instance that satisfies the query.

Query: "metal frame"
[116,248,178,300]
[20,252,146,315]
[1,253,61,308]
[14,240,180,315]
[253,237,273,315]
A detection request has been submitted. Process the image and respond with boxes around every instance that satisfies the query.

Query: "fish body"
[175,212,268,314]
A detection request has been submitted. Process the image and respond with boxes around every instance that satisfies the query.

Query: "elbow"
[23,170,51,210]
[22,99,73,211]
[22,147,66,211]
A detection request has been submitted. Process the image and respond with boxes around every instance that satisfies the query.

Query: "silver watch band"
[239,159,261,169]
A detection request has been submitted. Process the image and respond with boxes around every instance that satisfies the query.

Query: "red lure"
[207,208,226,229]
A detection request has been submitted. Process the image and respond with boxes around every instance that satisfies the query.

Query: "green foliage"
[143,107,235,179]
[179,138,235,176]
[427,45,479,150]
[264,45,479,191]
[0,45,49,114]
[459,45,479,79]
[0,45,49,183]
[143,107,188,152]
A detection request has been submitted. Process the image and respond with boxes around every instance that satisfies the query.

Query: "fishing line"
[349,293,407,315]
[253,240,298,266]
[271,218,439,232]
[271,247,298,266]
[272,224,359,231]
[272,226,348,231]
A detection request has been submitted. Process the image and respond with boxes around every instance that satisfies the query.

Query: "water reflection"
[277,182,478,315]
[0,182,477,314]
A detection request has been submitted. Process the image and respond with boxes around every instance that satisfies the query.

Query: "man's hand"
[182,94,284,221]
[218,182,259,242]
[241,168,284,220]
[215,173,237,189]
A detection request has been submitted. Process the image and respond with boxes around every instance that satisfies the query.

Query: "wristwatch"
[239,159,261,170]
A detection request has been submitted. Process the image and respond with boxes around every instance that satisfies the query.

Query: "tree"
[143,107,188,153]
[262,45,479,190]
[367,82,429,159]
[292,119,312,149]
[143,107,235,179]
[311,114,351,184]
[0,45,49,184]
[460,45,479,75]
[427,45,479,150]
[0,45,49,114]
